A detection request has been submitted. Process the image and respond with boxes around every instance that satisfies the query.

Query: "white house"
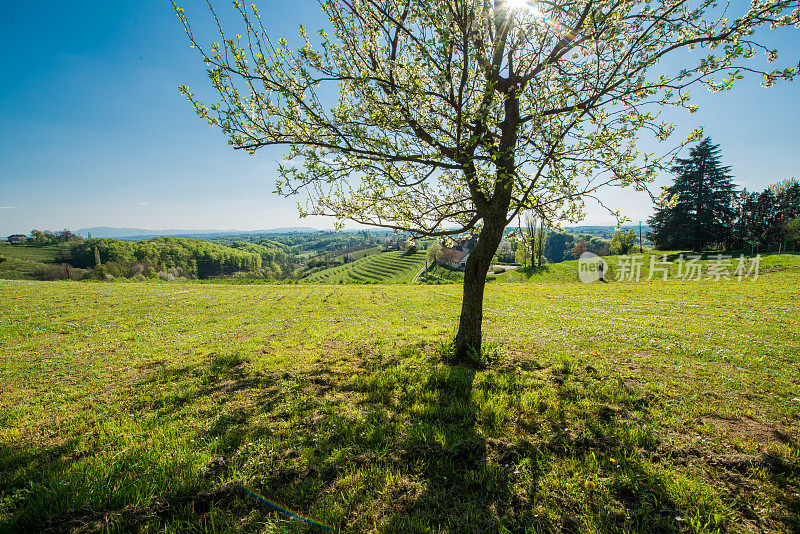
[438,247,469,270]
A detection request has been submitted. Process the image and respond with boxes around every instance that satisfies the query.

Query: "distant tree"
[770,179,800,248]
[30,230,49,245]
[754,187,782,245]
[648,138,737,251]
[570,235,611,258]
[427,241,442,267]
[731,188,755,249]
[730,178,799,250]
[94,247,101,268]
[524,211,548,267]
[524,213,538,267]
[536,219,547,267]
[610,229,637,255]
[494,241,514,263]
[514,238,529,267]
[0,254,6,266]
[570,241,589,259]
[787,217,800,247]
[57,229,79,242]
[543,232,574,264]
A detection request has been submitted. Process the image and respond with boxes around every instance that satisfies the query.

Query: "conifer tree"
[648,138,737,251]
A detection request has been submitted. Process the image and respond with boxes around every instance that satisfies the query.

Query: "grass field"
[498,252,799,284]
[417,264,464,284]
[303,251,426,284]
[0,244,69,280]
[329,246,381,261]
[1,263,799,533]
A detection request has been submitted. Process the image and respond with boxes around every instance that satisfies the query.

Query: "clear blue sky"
[0,1,797,236]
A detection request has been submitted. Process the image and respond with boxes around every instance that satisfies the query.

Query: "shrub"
[36,263,87,281]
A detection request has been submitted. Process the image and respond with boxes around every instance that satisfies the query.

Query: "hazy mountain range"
[72,225,650,241]
[76,227,321,239]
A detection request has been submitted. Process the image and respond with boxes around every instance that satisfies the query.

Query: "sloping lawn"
[1,272,798,532]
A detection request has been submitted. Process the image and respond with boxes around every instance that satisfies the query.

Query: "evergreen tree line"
[648,138,799,252]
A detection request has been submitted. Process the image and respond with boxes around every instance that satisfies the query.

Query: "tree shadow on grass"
[1,355,285,533]
[344,353,712,533]
[517,265,552,276]
[0,439,256,534]
[8,343,800,533]
[239,351,711,532]
[376,364,541,532]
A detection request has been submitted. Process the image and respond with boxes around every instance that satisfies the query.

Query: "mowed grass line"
[304,250,426,283]
[1,274,799,532]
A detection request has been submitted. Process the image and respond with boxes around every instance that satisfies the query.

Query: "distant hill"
[76,227,321,240]
[564,225,652,240]
[75,224,650,241]
[502,224,652,240]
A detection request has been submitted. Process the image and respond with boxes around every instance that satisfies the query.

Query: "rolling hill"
[303,250,427,283]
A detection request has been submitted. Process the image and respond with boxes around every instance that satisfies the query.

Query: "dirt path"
[412,264,427,284]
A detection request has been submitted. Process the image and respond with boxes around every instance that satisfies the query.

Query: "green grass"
[498,251,799,283]
[0,243,66,263]
[327,246,381,261]
[418,264,464,284]
[0,244,69,280]
[1,268,799,532]
[303,250,427,284]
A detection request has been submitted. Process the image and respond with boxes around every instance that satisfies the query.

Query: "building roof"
[455,236,477,251]
[439,247,469,264]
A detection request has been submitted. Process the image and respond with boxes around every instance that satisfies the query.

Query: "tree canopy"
[733,178,800,249]
[176,0,799,356]
[71,237,262,279]
[610,229,637,254]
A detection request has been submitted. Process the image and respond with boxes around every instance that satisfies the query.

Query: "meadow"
[0,243,71,280]
[1,260,799,533]
[417,264,464,284]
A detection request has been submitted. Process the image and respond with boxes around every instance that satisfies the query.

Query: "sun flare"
[505,0,534,12]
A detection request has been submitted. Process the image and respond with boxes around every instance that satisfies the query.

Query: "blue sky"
[0,1,797,236]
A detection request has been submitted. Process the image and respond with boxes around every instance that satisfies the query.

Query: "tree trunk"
[454,213,507,361]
